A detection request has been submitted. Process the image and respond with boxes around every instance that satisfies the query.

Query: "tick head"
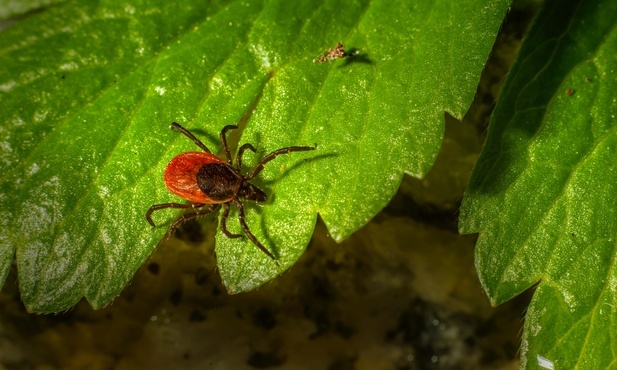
[238,181,267,202]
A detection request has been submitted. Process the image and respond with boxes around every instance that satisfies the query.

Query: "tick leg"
[233,199,276,260]
[168,204,220,237]
[171,122,211,154]
[236,143,257,171]
[246,146,316,180]
[146,202,198,227]
[220,125,239,165]
[220,203,242,238]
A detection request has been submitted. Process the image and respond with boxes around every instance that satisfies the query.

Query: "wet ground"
[0,204,530,370]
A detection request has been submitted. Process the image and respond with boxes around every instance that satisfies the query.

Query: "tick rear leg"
[232,199,276,260]
[171,122,212,153]
[146,202,200,227]
[168,204,220,237]
[220,203,242,238]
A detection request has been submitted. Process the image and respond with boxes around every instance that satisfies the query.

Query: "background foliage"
[460,0,617,368]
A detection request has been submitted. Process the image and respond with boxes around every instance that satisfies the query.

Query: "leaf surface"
[0,0,508,311]
[459,0,617,367]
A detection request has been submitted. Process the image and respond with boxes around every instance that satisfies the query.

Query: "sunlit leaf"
[0,0,507,312]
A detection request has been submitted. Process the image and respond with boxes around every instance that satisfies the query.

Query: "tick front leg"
[246,145,316,180]
[220,125,239,165]
[232,199,277,260]
[236,143,257,171]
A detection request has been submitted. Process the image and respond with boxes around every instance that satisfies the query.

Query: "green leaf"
[459,0,617,368]
[1,0,508,312]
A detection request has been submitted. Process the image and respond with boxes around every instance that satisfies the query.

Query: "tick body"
[313,42,359,63]
[146,122,315,260]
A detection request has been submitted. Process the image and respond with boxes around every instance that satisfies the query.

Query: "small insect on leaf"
[313,42,359,63]
[146,123,316,260]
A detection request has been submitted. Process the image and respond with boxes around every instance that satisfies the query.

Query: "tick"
[146,122,316,260]
[313,42,359,63]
